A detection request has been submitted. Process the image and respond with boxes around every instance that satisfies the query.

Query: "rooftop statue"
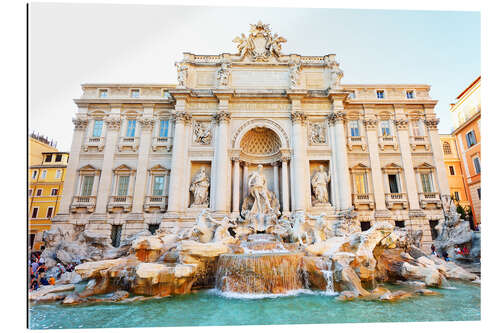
[232,21,287,62]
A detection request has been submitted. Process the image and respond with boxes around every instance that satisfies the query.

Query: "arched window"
[442,141,452,155]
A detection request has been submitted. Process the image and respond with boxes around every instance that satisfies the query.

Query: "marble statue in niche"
[311,165,331,206]
[190,167,210,207]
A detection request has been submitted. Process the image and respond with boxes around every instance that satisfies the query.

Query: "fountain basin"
[215,252,304,294]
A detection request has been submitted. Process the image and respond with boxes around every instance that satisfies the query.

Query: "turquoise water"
[29,281,480,329]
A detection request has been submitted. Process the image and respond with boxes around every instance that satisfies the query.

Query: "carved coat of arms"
[232,21,287,62]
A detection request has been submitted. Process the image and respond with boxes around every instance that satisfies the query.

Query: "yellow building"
[440,134,470,208]
[29,151,69,250]
[29,133,58,166]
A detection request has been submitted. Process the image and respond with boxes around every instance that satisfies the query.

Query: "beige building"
[53,22,449,250]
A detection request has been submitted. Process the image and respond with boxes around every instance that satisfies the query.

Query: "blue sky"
[30,4,480,150]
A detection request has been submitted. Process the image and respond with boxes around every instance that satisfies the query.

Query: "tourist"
[463,246,470,256]
[431,244,437,256]
[39,272,50,286]
[443,251,450,262]
[48,276,56,285]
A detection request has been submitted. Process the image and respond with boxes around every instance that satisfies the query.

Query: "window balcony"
[107,195,133,212]
[83,137,105,152]
[409,136,430,151]
[152,136,173,152]
[378,135,398,151]
[118,137,140,152]
[144,195,168,212]
[352,193,374,209]
[419,192,442,209]
[70,196,96,213]
[347,136,367,151]
[385,192,408,209]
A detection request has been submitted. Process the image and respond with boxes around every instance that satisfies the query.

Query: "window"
[31,170,38,179]
[442,142,452,155]
[477,188,481,200]
[51,189,58,196]
[380,120,391,136]
[31,207,39,219]
[466,130,477,148]
[41,170,47,179]
[473,156,481,174]
[55,154,62,162]
[46,207,54,218]
[99,89,108,98]
[117,176,130,196]
[349,121,360,137]
[36,189,42,196]
[420,173,434,193]
[111,225,122,248]
[153,176,165,196]
[45,154,52,162]
[131,89,140,98]
[388,174,400,193]
[163,90,171,98]
[406,90,415,99]
[159,120,169,138]
[55,169,62,179]
[376,90,385,99]
[148,224,160,235]
[81,175,94,196]
[429,220,439,240]
[449,166,455,175]
[355,173,368,194]
[395,220,405,228]
[28,189,33,197]
[126,119,136,137]
[454,191,460,201]
[360,222,371,231]
[92,120,104,137]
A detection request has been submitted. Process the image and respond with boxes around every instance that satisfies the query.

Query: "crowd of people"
[430,243,471,262]
[29,251,75,291]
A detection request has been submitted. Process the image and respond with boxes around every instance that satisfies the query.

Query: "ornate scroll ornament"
[193,121,212,145]
[72,118,88,130]
[280,154,291,162]
[217,62,231,88]
[327,112,345,126]
[290,111,307,125]
[175,62,188,88]
[393,119,409,130]
[289,59,302,89]
[138,117,155,130]
[173,112,192,124]
[325,57,344,89]
[309,122,327,144]
[214,111,231,124]
[232,21,287,62]
[363,118,378,129]
[424,118,440,129]
[104,117,121,130]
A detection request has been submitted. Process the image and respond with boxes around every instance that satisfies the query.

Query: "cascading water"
[321,260,335,294]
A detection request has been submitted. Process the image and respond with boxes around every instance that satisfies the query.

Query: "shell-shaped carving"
[240,127,281,156]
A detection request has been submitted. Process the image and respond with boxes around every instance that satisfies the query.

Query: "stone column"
[232,157,240,215]
[132,116,155,213]
[58,117,88,214]
[364,118,387,210]
[272,162,280,202]
[290,111,307,212]
[95,115,122,213]
[425,117,450,196]
[167,111,191,214]
[213,110,231,213]
[281,156,290,213]
[329,110,351,210]
[242,162,249,199]
[327,117,339,209]
[394,118,420,209]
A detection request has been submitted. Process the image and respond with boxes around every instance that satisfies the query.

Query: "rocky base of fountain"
[30,217,480,305]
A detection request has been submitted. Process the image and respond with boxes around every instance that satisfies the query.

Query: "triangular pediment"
[113,164,133,172]
[382,162,402,170]
[414,162,434,170]
[78,164,98,171]
[350,162,370,170]
[149,164,167,172]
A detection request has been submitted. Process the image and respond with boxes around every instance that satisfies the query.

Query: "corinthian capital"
[72,118,88,130]
[424,118,440,129]
[173,112,192,124]
[363,118,378,130]
[290,111,307,125]
[104,117,121,130]
[393,119,408,130]
[213,111,231,124]
[327,111,345,126]
[139,117,155,130]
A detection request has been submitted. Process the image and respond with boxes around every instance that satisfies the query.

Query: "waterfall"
[321,260,335,294]
[215,253,304,294]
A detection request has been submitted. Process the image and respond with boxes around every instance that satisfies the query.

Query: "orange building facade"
[440,134,470,208]
[450,76,481,226]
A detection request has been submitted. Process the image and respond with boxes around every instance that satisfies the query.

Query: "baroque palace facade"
[53,22,449,249]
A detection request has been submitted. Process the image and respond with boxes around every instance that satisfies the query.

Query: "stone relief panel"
[308,122,327,145]
[189,162,211,208]
[192,121,213,145]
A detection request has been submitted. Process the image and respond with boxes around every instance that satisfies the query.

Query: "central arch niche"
[240,127,281,159]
